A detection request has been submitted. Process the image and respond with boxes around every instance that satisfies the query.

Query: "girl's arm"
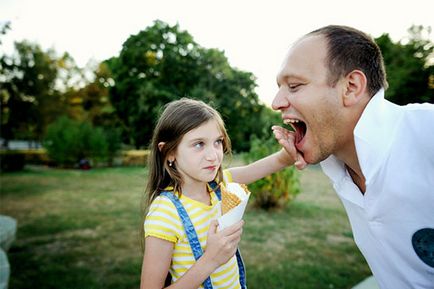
[140,236,174,289]
[140,220,243,289]
[228,148,293,185]
[228,126,308,185]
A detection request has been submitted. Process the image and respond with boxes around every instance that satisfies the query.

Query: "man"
[271,25,434,288]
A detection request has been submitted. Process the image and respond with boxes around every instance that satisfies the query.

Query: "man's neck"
[337,139,366,194]
[345,164,366,194]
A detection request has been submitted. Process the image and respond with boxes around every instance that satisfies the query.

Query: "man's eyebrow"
[277,74,306,86]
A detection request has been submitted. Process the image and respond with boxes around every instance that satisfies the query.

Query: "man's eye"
[289,84,301,90]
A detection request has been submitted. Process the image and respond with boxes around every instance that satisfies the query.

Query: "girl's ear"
[159,142,175,163]
[342,70,367,107]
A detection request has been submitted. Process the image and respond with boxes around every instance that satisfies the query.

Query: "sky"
[1,0,433,106]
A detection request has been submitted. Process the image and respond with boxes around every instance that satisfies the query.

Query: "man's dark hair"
[307,25,388,96]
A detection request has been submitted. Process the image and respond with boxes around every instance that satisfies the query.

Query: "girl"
[141,98,295,289]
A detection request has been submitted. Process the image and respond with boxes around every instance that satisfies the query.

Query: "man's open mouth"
[284,118,307,145]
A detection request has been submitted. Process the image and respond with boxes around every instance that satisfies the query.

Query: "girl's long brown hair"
[141,98,231,248]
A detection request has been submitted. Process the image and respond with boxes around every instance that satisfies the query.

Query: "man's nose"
[271,86,290,111]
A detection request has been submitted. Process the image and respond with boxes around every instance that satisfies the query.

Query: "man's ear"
[342,70,367,107]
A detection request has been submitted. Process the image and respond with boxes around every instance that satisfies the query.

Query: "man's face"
[272,35,348,164]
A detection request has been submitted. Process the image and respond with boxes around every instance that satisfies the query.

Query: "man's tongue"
[294,122,306,145]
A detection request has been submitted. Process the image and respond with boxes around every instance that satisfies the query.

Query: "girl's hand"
[203,220,244,270]
[272,125,307,170]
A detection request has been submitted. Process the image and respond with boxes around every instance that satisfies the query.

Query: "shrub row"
[43,117,122,167]
[0,149,149,172]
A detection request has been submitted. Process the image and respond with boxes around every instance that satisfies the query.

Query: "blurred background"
[0,0,433,288]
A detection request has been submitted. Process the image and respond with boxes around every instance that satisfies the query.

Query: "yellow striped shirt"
[144,172,241,289]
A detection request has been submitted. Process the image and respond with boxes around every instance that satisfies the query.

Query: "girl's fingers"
[273,125,308,169]
[220,220,244,236]
[208,220,218,236]
[226,229,242,243]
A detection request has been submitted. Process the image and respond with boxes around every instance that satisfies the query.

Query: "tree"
[107,20,266,151]
[1,40,64,144]
[190,48,267,151]
[376,25,433,104]
[65,61,120,128]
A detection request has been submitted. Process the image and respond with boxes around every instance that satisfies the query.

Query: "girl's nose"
[271,86,290,111]
[205,147,219,161]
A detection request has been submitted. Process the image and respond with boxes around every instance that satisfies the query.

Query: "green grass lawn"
[0,165,371,289]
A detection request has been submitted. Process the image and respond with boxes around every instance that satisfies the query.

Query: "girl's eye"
[194,142,204,149]
[215,139,224,146]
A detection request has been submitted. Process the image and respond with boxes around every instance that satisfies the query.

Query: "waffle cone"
[220,182,250,215]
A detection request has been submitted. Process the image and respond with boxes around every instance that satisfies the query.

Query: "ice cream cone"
[220,182,249,215]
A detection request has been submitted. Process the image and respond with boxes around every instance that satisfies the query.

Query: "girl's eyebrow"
[188,137,205,143]
[188,135,223,143]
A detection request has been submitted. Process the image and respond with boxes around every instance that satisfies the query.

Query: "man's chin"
[301,152,321,165]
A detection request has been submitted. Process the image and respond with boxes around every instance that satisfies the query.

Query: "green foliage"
[43,116,120,167]
[79,123,109,166]
[104,127,122,166]
[0,34,120,147]
[107,20,266,151]
[0,40,66,142]
[243,135,300,210]
[43,117,80,166]
[375,25,433,104]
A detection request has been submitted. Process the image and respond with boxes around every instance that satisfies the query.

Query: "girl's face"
[171,119,224,186]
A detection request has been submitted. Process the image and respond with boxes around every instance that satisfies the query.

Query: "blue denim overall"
[161,181,246,289]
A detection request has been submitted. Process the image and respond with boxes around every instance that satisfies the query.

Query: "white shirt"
[321,89,434,289]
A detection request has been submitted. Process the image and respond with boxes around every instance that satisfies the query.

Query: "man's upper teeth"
[284,119,300,124]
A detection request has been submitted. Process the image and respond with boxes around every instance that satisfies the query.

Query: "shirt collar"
[162,185,219,208]
[321,89,402,187]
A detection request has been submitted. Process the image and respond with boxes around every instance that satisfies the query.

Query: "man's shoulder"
[399,102,434,132]
[401,102,434,118]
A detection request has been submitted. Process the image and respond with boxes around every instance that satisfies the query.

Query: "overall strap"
[207,181,247,289]
[160,191,213,289]
[208,181,221,200]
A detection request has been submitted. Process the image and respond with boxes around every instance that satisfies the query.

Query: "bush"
[80,124,108,166]
[104,128,122,166]
[43,117,81,166]
[243,136,300,210]
[43,116,120,167]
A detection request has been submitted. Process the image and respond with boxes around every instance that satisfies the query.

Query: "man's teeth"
[284,119,300,124]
